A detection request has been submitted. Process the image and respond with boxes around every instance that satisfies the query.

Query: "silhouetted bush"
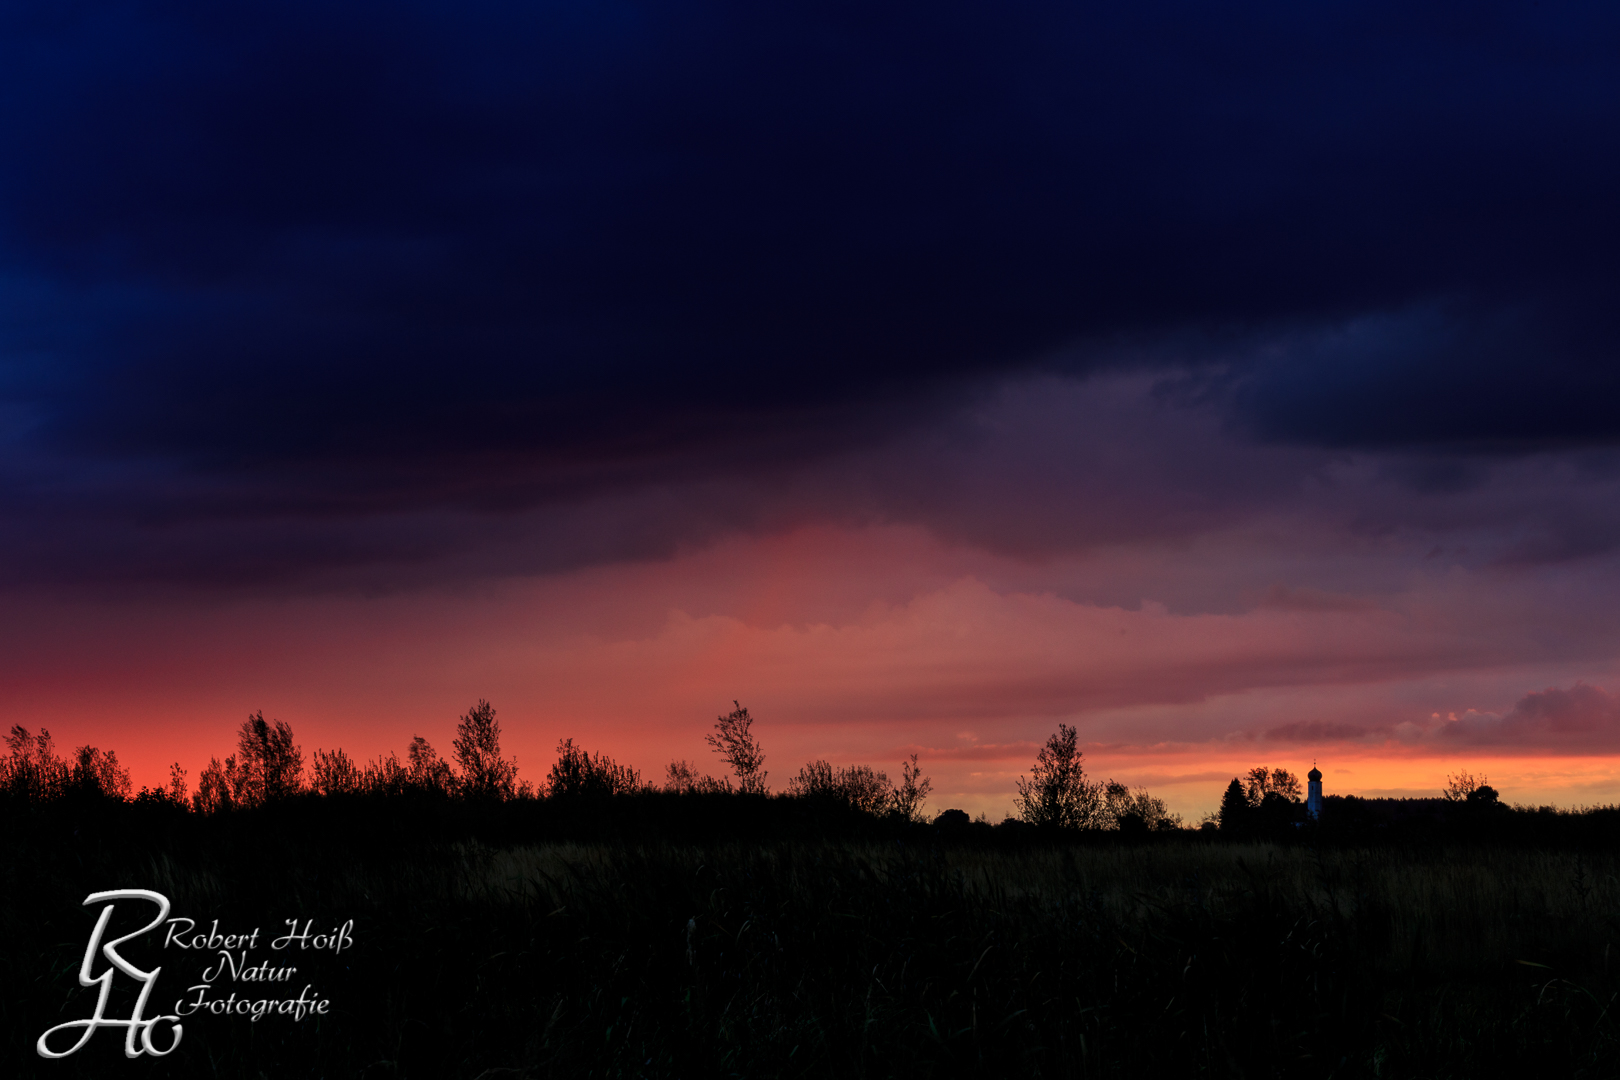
[933,807,970,831]
[787,760,892,812]
[547,738,642,798]
[663,759,730,794]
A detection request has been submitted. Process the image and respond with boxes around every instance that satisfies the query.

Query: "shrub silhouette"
[548,738,642,798]
[1444,770,1492,802]
[933,807,971,830]
[364,751,411,796]
[312,747,363,796]
[135,762,188,805]
[664,759,730,794]
[1103,780,1181,832]
[1,726,69,800]
[788,760,892,813]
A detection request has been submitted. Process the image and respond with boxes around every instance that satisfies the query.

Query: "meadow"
[6,795,1619,1079]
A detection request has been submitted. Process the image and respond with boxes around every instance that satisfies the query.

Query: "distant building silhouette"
[1306,763,1323,820]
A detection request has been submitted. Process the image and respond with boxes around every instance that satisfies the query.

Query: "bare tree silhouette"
[893,754,933,822]
[706,701,767,794]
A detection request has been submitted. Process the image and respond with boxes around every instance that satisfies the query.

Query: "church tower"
[1306,763,1323,820]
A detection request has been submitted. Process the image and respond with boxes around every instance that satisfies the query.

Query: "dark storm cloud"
[1223,302,1620,451]
[3,1,1620,583]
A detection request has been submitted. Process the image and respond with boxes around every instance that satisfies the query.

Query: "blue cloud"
[3,1,1620,583]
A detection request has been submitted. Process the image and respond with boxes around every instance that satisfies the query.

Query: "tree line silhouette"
[0,701,1187,833]
[3,702,1570,841]
[1207,762,1541,843]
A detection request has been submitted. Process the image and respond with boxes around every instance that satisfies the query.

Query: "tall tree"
[193,756,237,813]
[1244,766,1302,806]
[1014,724,1104,829]
[1219,777,1250,834]
[706,701,767,795]
[68,745,131,800]
[453,699,518,799]
[234,712,304,805]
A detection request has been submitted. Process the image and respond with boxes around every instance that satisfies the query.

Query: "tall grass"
[7,801,1619,1078]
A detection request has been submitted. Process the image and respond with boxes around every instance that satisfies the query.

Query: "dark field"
[6,798,1620,1079]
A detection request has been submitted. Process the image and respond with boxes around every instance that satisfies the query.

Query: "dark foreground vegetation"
[8,793,1620,1079]
[8,705,1620,1077]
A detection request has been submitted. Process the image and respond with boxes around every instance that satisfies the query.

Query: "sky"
[5,1,1620,819]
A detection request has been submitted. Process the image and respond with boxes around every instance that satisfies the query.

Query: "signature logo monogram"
[37,889,183,1059]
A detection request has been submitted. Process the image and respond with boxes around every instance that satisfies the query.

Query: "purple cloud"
[1440,683,1620,749]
